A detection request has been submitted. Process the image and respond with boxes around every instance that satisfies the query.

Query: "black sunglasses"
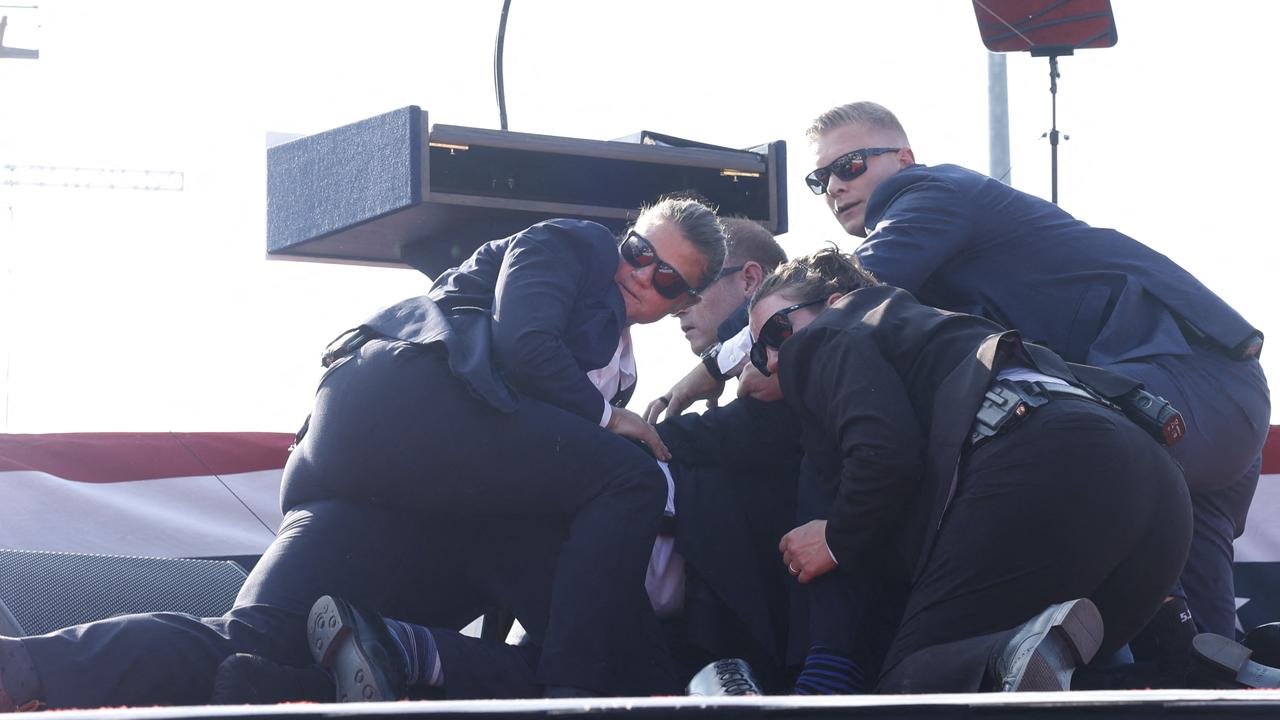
[620,229,700,300]
[750,298,826,376]
[805,147,900,195]
[715,264,745,280]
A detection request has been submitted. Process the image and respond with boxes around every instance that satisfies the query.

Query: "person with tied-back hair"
[659,100,1269,671]
[0,199,727,711]
[750,247,1192,693]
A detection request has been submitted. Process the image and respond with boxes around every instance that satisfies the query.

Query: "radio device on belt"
[1116,386,1186,447]
[971,379,1186,449]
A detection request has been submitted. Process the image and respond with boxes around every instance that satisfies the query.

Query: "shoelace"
[713,660,759,695]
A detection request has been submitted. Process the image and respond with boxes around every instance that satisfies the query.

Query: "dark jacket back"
[858,163,1258,365]
[778,285,1141,584]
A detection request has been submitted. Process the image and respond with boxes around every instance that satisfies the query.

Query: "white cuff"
[600,401,612,428]
[717,325,753,374]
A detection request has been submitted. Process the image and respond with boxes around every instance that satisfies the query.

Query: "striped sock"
[382,619,444,688]
[793,646,865,695]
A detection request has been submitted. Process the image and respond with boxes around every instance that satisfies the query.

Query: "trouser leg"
[794,457,905,687]
[1180,460,1260,638]
[1105,351,1269,637]
[877,399,1190,692]
[422,519,565,699]
[18,499,450,709]
[282,341,672,694]
[878,629,1011,693]
[17,610,293,709]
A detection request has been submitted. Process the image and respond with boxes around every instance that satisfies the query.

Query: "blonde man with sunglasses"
[655,100,1268,688]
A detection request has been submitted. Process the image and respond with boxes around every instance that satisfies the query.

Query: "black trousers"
[20,500,560,708]
[807,396,1192,693]
[19,338,676,706]
[280,338,673,695]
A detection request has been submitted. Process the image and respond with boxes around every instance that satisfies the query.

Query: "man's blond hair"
[805,101,910,146]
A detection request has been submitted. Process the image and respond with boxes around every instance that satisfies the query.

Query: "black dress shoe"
[209,653,334,705]
[1244,622,1280,668]
[0,637,45,712]
[307,595,407,702]
[686,659,762,696]
[992,598,1104,691]
[1191,633,1280,689]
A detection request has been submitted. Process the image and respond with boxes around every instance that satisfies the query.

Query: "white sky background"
[0,1,1277,433]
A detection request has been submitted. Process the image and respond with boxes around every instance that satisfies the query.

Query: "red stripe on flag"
[0,432,293,482]
[1264,426,1280,476]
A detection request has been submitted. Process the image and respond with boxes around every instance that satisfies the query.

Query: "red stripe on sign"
[0,432,293,482]
[1264,426,1280,476]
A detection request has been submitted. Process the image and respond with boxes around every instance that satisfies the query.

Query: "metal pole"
[1048,54,1060,205]
[987,52,1011,185]
[494,0,512,130]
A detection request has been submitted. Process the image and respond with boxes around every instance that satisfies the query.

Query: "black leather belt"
[659,512,676,538]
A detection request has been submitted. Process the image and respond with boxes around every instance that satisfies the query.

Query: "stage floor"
[39,690,1280,720]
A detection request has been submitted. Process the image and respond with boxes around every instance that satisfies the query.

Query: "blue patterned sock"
[793,645,865,695]
[382,619,443,688]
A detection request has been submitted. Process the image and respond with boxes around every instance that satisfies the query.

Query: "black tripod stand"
[1032,46,1073,205]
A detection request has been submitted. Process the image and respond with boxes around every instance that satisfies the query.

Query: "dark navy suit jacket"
[359,219,629,422]
[856,164,1259,366]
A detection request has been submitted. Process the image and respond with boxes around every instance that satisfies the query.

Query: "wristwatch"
[700,342,730,383]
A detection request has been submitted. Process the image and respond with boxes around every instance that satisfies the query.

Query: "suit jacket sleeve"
[781,326,925,571]
[854,170,975,293]
[657,397,799,475]
[490,225,612,423]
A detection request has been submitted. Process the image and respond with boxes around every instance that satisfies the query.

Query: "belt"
[320,326,377,368]
[968,379,1113,448]
[659,512,676,538]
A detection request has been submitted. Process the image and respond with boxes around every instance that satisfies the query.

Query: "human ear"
[741,261,765,295]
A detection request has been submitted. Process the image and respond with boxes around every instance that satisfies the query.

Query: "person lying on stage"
[754,247,1192,693]
[0,198,727,711]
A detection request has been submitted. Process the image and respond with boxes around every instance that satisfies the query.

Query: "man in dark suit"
[639,219,801,690]
[801,101,1269,655]
[0,207,728,709]
[752,252,1192,691]
[654,100,1268,667]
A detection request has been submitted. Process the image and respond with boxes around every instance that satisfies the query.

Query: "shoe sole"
[1007,599,1104,691]
[1193,633,1280,689]
[307,595,396,702]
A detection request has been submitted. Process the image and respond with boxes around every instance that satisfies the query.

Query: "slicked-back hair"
[634,196,727,290]
[721,218,787,273]
[750,246,881,311]
[805,101,910,146]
